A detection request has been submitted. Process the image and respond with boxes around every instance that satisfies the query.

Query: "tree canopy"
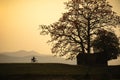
[92,29,120,60]
[40,0,120,59]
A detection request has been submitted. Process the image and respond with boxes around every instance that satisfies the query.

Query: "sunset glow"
[0,0,120,56]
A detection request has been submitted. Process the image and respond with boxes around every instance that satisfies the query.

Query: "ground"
[0,63,119,80]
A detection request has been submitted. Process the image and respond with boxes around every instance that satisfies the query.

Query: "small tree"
[40,0,120,60]
[92,29,120,60]
[31,56,37,63]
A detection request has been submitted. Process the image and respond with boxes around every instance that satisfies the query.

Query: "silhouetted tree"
[92,29,120,60]
[31,56,37,63]
[40,0,120,59]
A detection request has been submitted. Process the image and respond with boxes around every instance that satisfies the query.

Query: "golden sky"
[0,0,120,55]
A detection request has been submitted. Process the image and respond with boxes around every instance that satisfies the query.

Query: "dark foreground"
[0,63,120,80]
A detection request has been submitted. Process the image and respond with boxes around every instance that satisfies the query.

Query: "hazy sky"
[0,0,120,55]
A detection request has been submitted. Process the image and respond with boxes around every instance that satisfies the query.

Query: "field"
[0,63,120,80]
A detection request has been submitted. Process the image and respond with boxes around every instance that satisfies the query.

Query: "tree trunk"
[87,18,91,54]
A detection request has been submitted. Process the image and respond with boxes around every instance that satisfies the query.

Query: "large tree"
[40,0,120,59]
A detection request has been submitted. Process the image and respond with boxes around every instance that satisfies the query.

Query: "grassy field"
[0,63,120,80]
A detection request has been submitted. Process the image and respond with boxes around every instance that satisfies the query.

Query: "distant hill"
[0,50,41,57]
[0,50,76,64]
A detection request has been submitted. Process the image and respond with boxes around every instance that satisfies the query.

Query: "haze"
[0,0,120,56]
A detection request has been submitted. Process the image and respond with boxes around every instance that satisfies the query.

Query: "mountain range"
[0,50,76,64]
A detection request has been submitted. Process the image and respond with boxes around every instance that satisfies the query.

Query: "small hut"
[76,52,108,66]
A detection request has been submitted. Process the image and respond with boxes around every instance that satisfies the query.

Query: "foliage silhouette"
[40,0,120,60]
[92,29,120,61]
[31,56,37,63]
